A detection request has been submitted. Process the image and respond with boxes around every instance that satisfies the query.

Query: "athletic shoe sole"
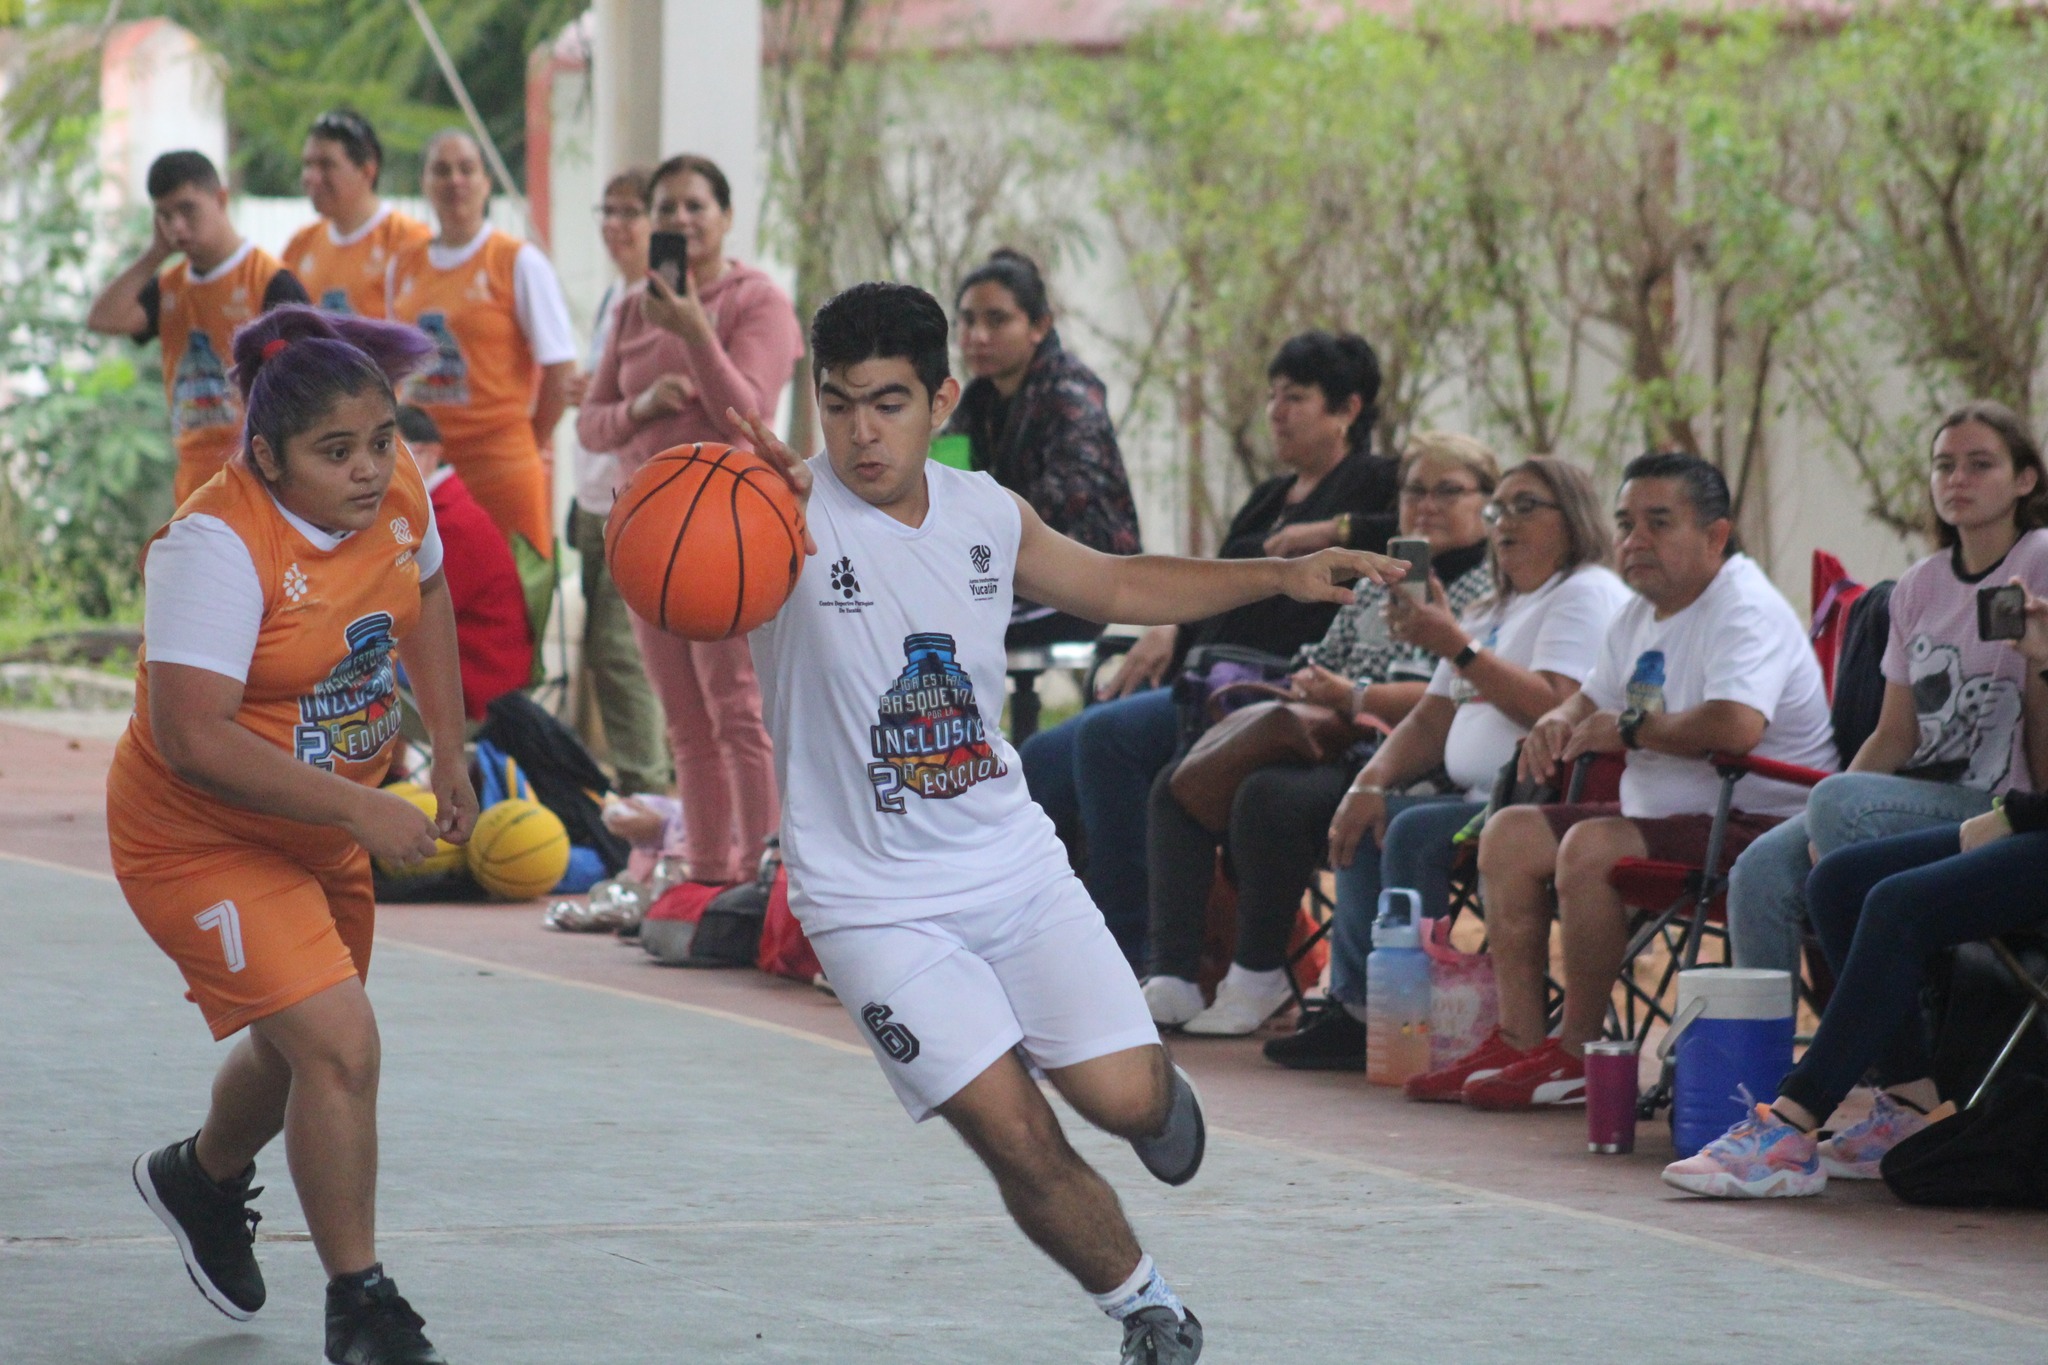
[132,1150,257,1321]
[1818,1154,1884,1181]
[1134,1066,1206,1187]
[1661,1165,1825,1199]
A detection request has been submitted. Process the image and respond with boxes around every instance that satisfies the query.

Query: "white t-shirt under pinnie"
[1580,554,1836,818]
[749,457,1072,932]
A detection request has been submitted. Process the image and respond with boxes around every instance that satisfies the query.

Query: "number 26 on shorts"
[195,900,247,973]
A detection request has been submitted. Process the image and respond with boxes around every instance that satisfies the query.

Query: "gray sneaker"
[1131,1065,1205,1186]
[1121,1307,1202,1364]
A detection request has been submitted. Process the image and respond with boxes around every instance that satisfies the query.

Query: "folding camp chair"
[1968,931,2048,1109]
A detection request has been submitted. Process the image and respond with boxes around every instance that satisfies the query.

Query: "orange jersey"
[109,455,432,870]
[285,206,431,319]
[387,231,538,453]
[155,245,297,501]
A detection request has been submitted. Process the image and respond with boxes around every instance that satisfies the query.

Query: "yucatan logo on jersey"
[821,555,873,614]
[865,633,1008,813]
[968,542,999,600]
[292,611,402,770]
[171,332,237,436]
[405,311,470,405]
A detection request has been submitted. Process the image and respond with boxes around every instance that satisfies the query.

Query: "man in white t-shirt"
[1450,453,1835,1111]
[729,282,1403,1365]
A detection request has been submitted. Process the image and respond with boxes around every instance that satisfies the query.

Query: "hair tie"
[262,338,290,360]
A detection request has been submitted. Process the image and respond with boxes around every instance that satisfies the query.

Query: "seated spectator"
[400,405,533,719]
[1729,401,2048,985]
[1266,458,1629,1068]
[949,249,1142,733]
[1417,452,1837,1109]
[1667,587,2048,1197]
[1020,330,1399,966]
[1142,432,1502,1035]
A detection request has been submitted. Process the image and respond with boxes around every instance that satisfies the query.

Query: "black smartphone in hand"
[648,231,690,292]
[1387,536,1431,602]
[1977,583,2026,641]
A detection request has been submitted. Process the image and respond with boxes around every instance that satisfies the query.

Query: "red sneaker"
[1404,1028,1526,1102]
[1462,1038,1586,1111]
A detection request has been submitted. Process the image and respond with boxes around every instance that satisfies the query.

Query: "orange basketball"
[606,442,809,640]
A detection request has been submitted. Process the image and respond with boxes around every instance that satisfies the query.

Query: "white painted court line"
[11,848,2045,1334]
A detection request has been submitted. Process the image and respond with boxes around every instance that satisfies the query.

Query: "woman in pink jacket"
[576,153,805,887]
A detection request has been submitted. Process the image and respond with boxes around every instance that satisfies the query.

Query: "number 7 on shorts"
[195,901,246,973]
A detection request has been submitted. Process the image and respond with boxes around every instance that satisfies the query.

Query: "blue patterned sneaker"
[1662,1104,1824,1199]
[1818,1091,1930,1180]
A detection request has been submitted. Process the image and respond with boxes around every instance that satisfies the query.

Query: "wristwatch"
[1333,512,1353,547]
[1618,706,1647,751]
[1451,641,1481,670]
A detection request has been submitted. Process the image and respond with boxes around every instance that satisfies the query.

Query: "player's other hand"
[348,786,442,866]
[1275,547,1405,605]
[729,407,817,556]
[431,764,481,846]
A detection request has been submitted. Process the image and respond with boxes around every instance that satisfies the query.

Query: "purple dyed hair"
[229,305,436,479]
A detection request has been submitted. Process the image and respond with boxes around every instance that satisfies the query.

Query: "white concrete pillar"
[593,0,665,181]
[658,0,763,260]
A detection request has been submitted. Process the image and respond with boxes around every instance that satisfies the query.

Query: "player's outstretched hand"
[431,763,481,846]
[728,407,818,556]
[1275,547,1405,605]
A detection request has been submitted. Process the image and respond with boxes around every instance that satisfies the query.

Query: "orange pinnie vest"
[387,231,537,455]
[285,209,432,319]
[111,457,432,862]
[158,246,292,485]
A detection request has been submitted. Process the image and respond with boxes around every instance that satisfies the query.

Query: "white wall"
[658,0,763,262]
[96,20,227,212]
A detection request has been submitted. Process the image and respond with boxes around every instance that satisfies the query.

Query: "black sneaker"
[1261,999,1367,1071]
[1130,1065,1205,1187]
[1121,1307,1203,1364]
[325,1267,447,1365]
[131,1133,266,1319]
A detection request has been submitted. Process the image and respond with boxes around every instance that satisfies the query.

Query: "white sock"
[1089,1253,1185,1322]
[1218,962,1287,995]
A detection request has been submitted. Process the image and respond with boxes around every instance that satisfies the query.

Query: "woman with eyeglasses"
[1142,433,1504,1036]
[1267,458,1629,1069]
[575,153,804,892]
[559,167,672,796]
[285,110,431,318]
[387,129,578,563]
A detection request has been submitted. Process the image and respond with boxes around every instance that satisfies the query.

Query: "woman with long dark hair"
[115,304,473,1364]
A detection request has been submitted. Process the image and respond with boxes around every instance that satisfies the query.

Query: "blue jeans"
[1726,773,1995,982]
[1778,825,2048,1120]
[1329,795,1484,1006]
[1019,686,1180,967]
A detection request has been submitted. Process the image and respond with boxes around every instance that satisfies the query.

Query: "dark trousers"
[1146,758,1355,980]
[1005,610,1103,741]
[1778,825,2048,1121]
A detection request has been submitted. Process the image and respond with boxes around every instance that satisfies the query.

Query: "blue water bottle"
[1366,890,1434,1086]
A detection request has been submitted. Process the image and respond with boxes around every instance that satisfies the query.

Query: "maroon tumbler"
[1584,1040,1639,1154]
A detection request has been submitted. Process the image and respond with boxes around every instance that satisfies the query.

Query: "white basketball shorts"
[807,873,1161,1121]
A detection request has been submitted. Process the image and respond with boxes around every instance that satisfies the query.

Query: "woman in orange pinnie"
[111,305,474,1365]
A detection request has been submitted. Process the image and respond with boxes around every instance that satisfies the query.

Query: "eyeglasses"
[1482,496,1562,525]
[594,203,646,223]
[1399,481,1484,506]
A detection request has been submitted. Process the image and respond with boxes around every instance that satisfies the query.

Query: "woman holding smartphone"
[574,152,805,891]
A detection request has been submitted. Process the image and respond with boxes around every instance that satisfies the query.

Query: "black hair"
[146,150,221,200]
[1267,330,1382,455]
[308,108,385,190]
[231,306,435,482]
[1928,400,2048,549]
[1620,450,1739,556]
[396,404,442,446]
[955,248,1050,324]
[648,153,731,212]
[810,282,952,402]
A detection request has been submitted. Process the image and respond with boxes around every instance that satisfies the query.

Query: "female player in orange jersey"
[386,129,576,561]
[112,305,476,1365]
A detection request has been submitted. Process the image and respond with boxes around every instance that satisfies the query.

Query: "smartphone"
[1387,536,1431,601]
[648,231,691,292]
[1978,582,2026,641]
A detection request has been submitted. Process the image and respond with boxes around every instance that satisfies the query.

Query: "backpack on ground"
[1881,1075,2048,1208]
[476,692,631,878]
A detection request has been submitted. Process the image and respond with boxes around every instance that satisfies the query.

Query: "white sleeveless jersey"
[750,456,1073,931]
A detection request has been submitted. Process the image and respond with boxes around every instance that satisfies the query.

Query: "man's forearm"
[1637,702,1765,759]
[86,249,167,335]
[1104,553,1289,626]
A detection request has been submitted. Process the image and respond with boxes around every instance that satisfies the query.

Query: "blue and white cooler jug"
[1664,967,1794,1158]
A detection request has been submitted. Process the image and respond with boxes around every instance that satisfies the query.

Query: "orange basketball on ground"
[605,442,809,640]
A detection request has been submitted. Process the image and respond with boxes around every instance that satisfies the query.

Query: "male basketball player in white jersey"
[728,282,1402,1365]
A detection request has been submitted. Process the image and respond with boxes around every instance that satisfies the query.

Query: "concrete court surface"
[4,720,2046,1364]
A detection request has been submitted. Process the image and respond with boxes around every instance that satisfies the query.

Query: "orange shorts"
[173,433,239,504]
[117,841,375,1041]
[448,439,553,560]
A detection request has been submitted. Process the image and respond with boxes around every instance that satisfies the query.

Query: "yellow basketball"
[374,783,465,879]
[465,798,571,900]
